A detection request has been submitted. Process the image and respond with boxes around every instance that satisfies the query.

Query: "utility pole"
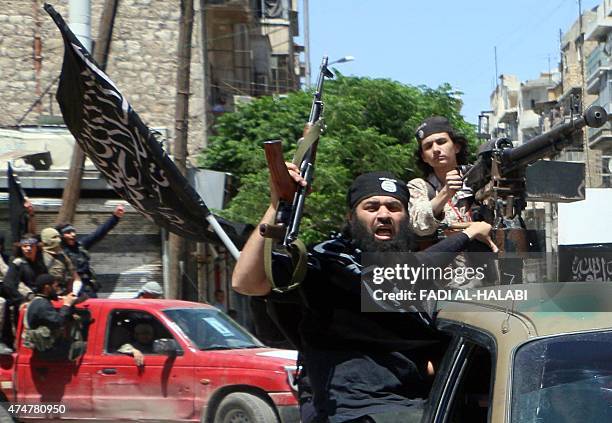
[168,0,194,299]
[198,0,209,149]
[33,0,43,114]
[559,29,564,93]
[303,0,311,89]
[56,0,120,224]
[494,46,498,82]
[577,0,594,187]
[197,0,210,302]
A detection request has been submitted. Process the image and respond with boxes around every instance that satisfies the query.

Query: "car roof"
[77,298,217,311]
[436,282,612,337]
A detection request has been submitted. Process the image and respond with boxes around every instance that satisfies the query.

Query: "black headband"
[59,225,76,235]
[20,237,38,246]
[347,172,409,210]
[415,116,456,142]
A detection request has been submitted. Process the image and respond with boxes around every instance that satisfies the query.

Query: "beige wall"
[0,0,207,158]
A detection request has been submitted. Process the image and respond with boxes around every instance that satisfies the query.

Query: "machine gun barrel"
[503,106,608,173]
[464,106,608,193]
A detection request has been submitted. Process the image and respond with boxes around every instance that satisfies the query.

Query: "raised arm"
[232,163,306,296]
[80,205,124,249]
[24,198,37,235]
[232,206,276,296]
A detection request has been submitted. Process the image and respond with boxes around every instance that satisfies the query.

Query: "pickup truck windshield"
[163,308,264,350]
[511,330,612,422]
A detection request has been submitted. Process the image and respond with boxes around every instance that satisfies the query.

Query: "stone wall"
[0,0,207,158]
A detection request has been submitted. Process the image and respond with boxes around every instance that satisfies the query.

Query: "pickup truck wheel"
[214,392,278,423]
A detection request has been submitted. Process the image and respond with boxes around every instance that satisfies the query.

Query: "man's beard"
[48,290,59,301]
[348,215,414,253]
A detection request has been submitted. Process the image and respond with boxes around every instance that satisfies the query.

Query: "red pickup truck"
[0,299,299,422]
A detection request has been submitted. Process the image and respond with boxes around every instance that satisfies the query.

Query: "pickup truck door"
[91,307,196,421]
[16,302,98,419]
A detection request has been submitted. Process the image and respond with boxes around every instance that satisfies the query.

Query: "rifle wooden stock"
[264,140,296,202]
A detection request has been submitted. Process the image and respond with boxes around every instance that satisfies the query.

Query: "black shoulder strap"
[425,180,437,201]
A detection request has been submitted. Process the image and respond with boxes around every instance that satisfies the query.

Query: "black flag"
[45,4,250,249]
[7,163,29,244]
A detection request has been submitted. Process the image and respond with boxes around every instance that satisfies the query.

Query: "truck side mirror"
[153,338,183,356]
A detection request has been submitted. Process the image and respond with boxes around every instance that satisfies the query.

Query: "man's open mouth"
[374,226,394,239]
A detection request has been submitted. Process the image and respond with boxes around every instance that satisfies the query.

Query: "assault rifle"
[260,56,334,291]
[462,105,608,252]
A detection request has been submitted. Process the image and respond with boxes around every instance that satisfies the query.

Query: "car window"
[105,309,173,354]
[163,308,263,350]
[512,330,612,423]
[443,344,492,423]
[425,323,495,423]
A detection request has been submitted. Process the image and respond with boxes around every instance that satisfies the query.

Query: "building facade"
[0,0,302,312]
[0,0,303,156]
[485,4,612,282]
[585,0,612,187]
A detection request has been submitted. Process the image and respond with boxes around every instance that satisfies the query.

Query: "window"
[512,331,612,422]
[444,344,492,423]
[163,307,262,350]
[105,310,173,354]
[602,156,612,188]
[426,324,495,423]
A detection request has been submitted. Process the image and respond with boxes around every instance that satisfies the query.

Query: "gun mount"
[464,106,608,220]
[462,106,608,253]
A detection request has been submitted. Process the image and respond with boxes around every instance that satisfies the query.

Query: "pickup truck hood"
[193,347,297,370]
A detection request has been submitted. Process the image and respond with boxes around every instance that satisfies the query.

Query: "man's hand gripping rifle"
[260,57,334,292]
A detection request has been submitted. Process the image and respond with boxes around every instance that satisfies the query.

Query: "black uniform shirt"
[268,233,470,422]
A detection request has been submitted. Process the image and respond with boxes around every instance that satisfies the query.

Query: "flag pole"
[205,215,240,260]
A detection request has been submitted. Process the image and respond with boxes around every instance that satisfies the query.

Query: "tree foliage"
[198,75,478,245]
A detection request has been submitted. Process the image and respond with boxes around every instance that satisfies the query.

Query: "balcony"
[498,108,518,125]
[519,110,541,129]
[556,149,587,163]
[206,0,253,23]
[588,124,612,152]
[586,44,612,94]
[585,0,612,41]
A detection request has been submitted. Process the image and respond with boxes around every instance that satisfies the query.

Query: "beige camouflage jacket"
[407,174,474,237]
[43,249,76,290]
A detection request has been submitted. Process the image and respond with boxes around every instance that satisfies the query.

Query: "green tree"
[198,75,478,244]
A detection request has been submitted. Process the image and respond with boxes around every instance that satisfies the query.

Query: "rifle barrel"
[308,56,330,123]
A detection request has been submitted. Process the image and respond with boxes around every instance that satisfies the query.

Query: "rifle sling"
[265,237,308,293]
[292,121,322,166]
[264,121,322,292]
